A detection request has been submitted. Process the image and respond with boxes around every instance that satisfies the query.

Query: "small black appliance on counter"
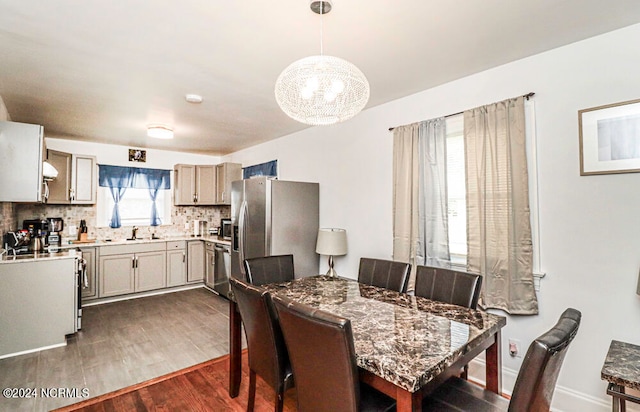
[22,219,49,252]
[47,217,64,252]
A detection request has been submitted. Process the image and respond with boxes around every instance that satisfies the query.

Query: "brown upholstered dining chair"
[414,265,483,379]
[422,308,582,412]
[414,265,482,309]
[243,254,295,286]
[272,295,396,412]
[228,277,293,412]
[358,257,411,293]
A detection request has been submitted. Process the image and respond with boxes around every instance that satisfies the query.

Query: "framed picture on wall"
[579,98,640,175]
[129,149,146,163]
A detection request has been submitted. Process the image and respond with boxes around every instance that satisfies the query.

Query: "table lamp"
[316,228,347,278]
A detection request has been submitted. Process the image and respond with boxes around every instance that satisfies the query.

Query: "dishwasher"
[213,243,231,298]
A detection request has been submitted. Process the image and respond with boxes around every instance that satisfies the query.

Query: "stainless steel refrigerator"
[231,177,319,281]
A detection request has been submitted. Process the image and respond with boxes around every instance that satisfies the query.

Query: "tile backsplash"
[0,202,16,234]
[14,203,230,242]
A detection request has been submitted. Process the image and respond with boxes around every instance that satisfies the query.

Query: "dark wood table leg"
[485,330,502,395]
[396,387,422,412]
[229,300,242,397]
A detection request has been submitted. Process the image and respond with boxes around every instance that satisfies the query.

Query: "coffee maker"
[22,219,49,252]
[47,217,64,252]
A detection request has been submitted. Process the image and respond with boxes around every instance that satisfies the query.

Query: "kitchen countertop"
[0,249,80,264]
[58,235,231,249]
[2,236,231,262]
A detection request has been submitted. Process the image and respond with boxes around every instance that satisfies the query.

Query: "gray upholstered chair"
[422,308,582,412]
[229,277,294,412]
[357,257,411,293]
[414,265,482,309]
[243,254,295,286]
[272,294,396,412]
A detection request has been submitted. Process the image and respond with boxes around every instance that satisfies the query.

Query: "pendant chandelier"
[275,0,370,126]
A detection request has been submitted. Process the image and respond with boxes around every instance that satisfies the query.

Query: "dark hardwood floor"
[52,352,297,412]
[0,288,235,412]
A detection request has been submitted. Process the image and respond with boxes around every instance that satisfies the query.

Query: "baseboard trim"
[0,342,67,360]
[468,358,637,412]
[82,283,206,307]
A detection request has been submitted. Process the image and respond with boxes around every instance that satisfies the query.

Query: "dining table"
[228,275,506,412]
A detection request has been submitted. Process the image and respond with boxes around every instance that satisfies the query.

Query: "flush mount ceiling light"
[147,125,174,139]
[185,94,203,103]
[275,0,370,126]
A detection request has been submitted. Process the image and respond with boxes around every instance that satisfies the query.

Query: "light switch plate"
[68,224,77,235]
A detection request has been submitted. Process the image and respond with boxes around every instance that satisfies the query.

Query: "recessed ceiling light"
[185,94,203,103]
[147,125,174,139]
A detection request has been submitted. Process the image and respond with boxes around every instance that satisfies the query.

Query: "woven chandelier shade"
[275,55,370,126]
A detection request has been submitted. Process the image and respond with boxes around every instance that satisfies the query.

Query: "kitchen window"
[96,165,172,228]
[96,187,171,227]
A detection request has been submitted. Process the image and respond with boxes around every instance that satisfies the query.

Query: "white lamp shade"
[316,228,347,256]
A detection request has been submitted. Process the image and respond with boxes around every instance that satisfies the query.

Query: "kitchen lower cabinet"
[205,241,215,288]
[80,247,98,300]
[99,243,167,297]
[135,250,166,292]
[166,241,187,287]
[99,254,135,297]
[187,240,205,282]
[0,257,77,357]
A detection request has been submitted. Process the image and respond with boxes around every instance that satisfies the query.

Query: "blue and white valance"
[243,160,278,179]
[98,165,171,190]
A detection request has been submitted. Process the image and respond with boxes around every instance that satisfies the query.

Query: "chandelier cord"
[319,1,324,55]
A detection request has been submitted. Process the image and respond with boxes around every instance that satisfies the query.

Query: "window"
[445,115,466,266]
[96,165,172,228]
[97,187,171,227]
[439,102,541,275]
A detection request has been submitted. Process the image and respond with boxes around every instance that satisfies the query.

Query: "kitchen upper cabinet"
[187,240,205,282]
[174,164,216,206]
[72,154,97,203]
[46,149,97,204]
[0,121,45,202]
[215,162,241,205]
[46,150,71,204]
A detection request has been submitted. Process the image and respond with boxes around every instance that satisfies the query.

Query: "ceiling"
[1,1,640,156]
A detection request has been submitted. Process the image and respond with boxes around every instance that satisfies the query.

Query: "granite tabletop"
[262,275,507,392]
[601,340,640,391]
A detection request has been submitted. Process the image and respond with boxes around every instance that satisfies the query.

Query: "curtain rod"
[388,92,535,131]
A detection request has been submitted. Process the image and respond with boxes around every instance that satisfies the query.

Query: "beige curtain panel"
[392,123,419,290]
[464,96,538,315]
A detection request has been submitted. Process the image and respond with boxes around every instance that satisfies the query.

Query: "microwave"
[221,218,232,240]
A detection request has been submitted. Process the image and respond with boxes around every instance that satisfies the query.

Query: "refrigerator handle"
[238,200,248,276]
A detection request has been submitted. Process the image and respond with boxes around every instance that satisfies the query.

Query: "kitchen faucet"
[132,226,138,240]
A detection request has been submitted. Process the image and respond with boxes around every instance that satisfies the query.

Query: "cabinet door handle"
[132,256,136,269]
[183,252,186,262]
[69,188,75,201]
[136,257,139,269]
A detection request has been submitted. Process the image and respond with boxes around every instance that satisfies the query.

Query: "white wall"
[45,138,221,168]
[226,23,640,410]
